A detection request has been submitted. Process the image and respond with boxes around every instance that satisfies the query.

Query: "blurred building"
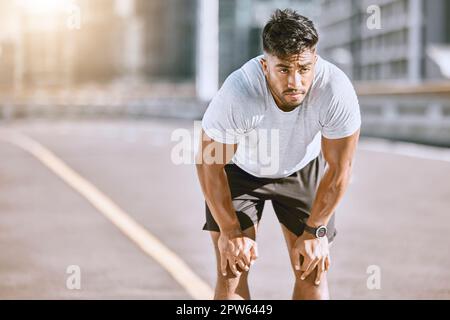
[73,0,124,84]
[219,0,253,82]
[0,1,16,87]
[0,0,197,88]
[76,0,198,83]
[0,0,128,87]
[136,0,197,82]
[0,0,324,88]
[318,0,450,82]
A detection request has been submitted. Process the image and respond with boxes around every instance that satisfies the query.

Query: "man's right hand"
[196,129,257,277]
[218,229,258,277]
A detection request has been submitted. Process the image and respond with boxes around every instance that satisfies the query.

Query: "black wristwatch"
[304,224,327,238]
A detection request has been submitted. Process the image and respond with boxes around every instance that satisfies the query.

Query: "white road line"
[1,130,213,300]
[359,138,450,163]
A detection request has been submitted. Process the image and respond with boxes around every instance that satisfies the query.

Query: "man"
[195,9,361,300]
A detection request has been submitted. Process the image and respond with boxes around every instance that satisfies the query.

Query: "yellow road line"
[2,130,213,300]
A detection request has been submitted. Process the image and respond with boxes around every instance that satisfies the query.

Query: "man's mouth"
[285,92,304,99]
[285,90,305,96]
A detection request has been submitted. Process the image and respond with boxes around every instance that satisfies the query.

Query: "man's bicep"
[196,129,238,169]
[321,129,360,169]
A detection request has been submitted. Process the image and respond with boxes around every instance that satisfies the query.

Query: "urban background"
[1,0,449,144]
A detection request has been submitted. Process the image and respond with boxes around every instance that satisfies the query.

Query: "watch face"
[316,226,327,238]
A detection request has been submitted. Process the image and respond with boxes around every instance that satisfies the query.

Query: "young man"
[195,9,361,300]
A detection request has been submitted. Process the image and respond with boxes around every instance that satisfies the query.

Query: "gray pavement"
[0,119,449,299]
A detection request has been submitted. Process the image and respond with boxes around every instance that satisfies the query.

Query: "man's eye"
[280,69,289,74]
[300,68,311,73]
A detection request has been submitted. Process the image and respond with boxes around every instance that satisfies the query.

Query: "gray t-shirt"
[201,55,361,178]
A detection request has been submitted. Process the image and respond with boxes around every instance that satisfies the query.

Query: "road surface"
[0,119,449,299]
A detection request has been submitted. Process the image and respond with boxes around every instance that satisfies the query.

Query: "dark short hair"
[262,9,319,59]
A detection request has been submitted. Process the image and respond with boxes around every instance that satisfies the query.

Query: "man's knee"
[292,269,330,299]
[215,265,249,294]
[216,265,250,283]
[293,268,320,284]
[214,266,251,300]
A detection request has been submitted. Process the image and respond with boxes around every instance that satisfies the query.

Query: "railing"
[357,82,450,146]
[1,82,449,147]
[0,83,205,121]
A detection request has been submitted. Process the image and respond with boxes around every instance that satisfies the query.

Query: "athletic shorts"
[202,152,337,243]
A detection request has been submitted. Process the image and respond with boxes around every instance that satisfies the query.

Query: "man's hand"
[292,232,330,286]
[218,229,258,277]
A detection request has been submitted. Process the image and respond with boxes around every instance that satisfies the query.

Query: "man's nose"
[287,72,302,89]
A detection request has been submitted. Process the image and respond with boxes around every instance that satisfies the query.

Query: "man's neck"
[267,83,301,113]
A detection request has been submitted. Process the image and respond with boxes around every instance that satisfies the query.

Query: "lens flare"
[16,0,75,15]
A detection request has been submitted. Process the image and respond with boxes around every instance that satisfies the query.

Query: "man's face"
[260,49,317,111]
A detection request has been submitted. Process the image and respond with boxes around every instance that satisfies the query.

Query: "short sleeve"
[320,71,361,139]
[201,71,249,144]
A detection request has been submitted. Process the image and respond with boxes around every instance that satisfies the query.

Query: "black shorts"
[202,152,337,243]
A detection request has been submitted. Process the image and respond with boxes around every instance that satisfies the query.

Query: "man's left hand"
[292,232,331,286]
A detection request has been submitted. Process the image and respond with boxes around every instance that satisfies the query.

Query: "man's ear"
[260,57,268,75]
[313,48,318,62]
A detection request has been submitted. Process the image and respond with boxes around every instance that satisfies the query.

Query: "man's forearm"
[307,165,351,228]
[196,164,241,234]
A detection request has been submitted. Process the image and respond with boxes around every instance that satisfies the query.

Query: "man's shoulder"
[314,56,356,99]
[217,55,267,110]
[229,55,266,93]
[240,54,265,74]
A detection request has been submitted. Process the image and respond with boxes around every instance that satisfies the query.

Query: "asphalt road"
[0,119,449,299]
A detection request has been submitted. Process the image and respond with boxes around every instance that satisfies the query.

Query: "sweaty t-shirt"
[201,55,361,178]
